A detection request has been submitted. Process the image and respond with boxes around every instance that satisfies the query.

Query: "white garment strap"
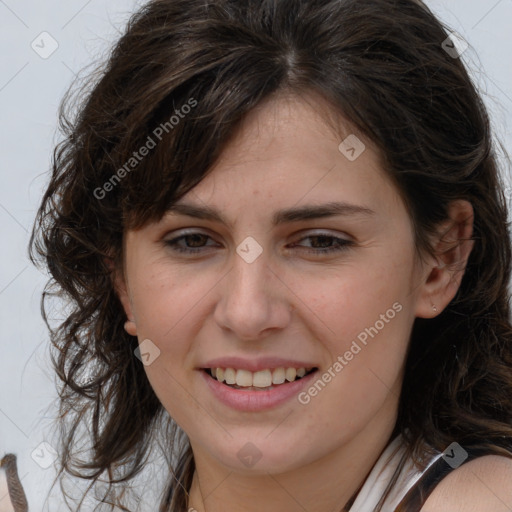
[348,435,443,512]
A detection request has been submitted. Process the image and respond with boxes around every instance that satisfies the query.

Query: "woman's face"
[119,93,432,474]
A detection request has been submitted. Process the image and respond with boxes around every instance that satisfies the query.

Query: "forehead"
[172,93,405,224]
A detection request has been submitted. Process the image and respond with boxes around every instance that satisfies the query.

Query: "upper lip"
[200,357,317,373]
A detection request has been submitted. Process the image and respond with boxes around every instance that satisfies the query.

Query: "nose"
[213,248,293,341]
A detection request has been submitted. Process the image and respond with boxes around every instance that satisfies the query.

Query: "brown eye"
[164,232,219,254]
[291,233,354,254]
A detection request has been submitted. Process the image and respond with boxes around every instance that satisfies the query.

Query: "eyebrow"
[165,201,375,227]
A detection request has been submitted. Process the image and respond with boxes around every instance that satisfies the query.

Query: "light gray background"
[1,1,511,510]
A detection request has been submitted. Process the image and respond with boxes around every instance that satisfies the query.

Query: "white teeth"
[272,367,286,385]
[253,369,272,387]
[285,367,297,382]
[211,366,313,388]
[224,368,236,385]
[235,369,253,387]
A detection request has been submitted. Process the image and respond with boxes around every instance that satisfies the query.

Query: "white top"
[349,435,444,512]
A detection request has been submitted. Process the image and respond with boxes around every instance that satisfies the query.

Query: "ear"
[415,200,475,318]
[105,256,138,336]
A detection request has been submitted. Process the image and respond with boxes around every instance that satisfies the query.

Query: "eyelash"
[164,231,354,255]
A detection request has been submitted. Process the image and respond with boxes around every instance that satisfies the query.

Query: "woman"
[30,0,512,510]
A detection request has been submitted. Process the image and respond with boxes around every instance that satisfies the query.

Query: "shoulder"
[419,454,512,512]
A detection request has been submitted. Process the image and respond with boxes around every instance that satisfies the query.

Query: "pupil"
[188,234,206,247]
[312,235,331,248]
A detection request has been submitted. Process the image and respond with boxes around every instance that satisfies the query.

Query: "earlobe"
[415,200,475,318]
[124,320,138,336]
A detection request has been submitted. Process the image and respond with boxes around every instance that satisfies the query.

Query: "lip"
[200,357,317,373]
[200,367,318,412]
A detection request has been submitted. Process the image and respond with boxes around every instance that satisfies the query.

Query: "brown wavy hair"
[29,0,512,510]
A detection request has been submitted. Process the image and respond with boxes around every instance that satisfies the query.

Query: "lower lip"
[200,370,318,412]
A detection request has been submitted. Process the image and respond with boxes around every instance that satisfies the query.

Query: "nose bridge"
[224,231,266,285]
[229,240,273,307]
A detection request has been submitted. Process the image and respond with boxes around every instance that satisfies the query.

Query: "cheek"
[289,250,414,400]
[296,293,410,435]
[130,264,213,341]
[290,254,413,348]
[128,267,206,426]
[127,265,212,403]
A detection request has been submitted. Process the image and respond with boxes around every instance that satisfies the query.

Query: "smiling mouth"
[203,367,318,391]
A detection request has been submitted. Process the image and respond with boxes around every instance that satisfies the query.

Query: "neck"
[186,397,398,512]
